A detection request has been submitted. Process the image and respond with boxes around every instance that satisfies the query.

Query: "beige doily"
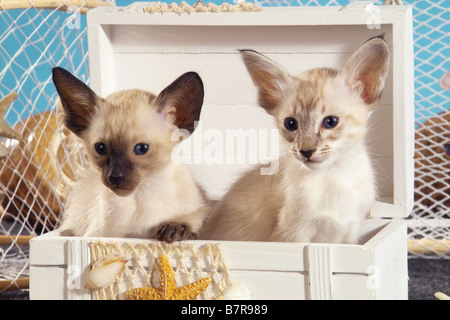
[88,240,234,300]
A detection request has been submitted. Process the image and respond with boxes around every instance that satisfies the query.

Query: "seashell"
[0,108,84,230]
[439,71,450,90]
[434,292,450,300]
[85,252,128,289]
[216,282,252,300]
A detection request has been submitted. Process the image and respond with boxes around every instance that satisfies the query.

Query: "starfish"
[0,92,22,141]
[124,255,211,300]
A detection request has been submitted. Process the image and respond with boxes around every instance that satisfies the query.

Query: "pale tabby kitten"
[201,36,390,243]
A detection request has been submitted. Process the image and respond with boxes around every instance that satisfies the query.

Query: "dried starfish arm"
[171,277,212,300]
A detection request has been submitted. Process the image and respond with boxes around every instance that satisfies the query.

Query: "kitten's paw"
[155,222,198,243]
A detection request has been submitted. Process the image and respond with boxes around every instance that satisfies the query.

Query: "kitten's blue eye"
[323,116,339,129]
[134,143,149,155]
[284,117,298,131]
[94,142,108,155]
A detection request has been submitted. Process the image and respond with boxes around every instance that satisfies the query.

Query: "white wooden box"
[30,3,414,300]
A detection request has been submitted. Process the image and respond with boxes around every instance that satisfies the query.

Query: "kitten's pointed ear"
[52,67,98,136]
[240,49,291,113]
[339,35,390,107]
[156,72,204,134]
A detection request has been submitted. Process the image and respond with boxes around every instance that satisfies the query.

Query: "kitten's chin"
[302,160,321,170]
[108,186,135,197]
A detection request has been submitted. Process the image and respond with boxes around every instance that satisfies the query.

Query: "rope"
[141,1,262,14]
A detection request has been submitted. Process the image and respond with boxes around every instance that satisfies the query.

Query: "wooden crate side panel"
[391,6,415,216]
[30,267,94,300]
[373,221,408,299]
[29,267,66,300]
[30,235,93,300]
[29,231,68,265]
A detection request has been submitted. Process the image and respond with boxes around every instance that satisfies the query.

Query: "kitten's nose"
[300,149,315,160]
[108,175,125,187]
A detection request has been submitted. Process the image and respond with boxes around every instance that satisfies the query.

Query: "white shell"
[217,282,252,300]
[435,292,450,300]
[85,253,128,289]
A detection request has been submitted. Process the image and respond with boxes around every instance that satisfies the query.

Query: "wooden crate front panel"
[29,220,407,300]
